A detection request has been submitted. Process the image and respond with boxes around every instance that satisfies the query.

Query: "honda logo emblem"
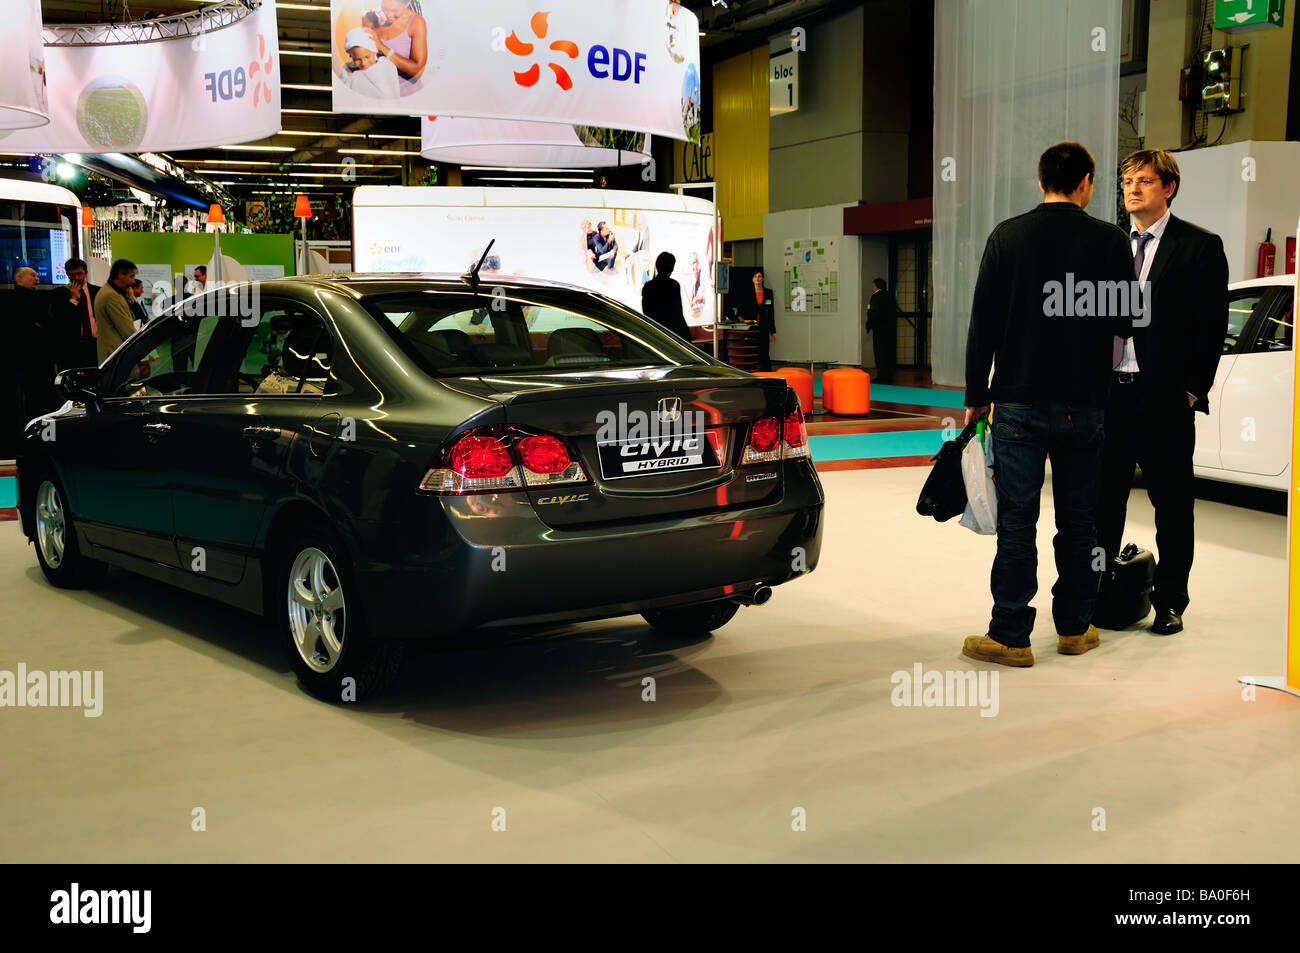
[656,397,681,423]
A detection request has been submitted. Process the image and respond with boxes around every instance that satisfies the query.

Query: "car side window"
[218,301,334,396]
[108,311,222,398]
[1255,305,1293,353]
[1225,291,1265,354]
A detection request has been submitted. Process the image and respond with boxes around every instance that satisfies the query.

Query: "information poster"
[353,187,717,326]
[782,237,839,314]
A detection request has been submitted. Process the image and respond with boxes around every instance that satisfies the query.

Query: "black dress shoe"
[1151,608,1183,635]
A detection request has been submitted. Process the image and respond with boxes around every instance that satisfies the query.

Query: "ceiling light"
[282,83,331,92]
[280,50,331,58]
[275,3,328,10]
[218,144,295,152]
[365,133,420,140]
[461,166,595,173]
[277,130,363,138]
[477,176,592,183]
[338,148,420,156]
[282,108,332,115]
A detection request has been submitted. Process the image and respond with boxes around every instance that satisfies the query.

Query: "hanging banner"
[353,186,717,326]
[331,0,701,143]
[4,3,279,153]
[0,0,48,130]
[421,116,650,168]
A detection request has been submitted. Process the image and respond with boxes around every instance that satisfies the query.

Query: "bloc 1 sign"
[769,36,799,114]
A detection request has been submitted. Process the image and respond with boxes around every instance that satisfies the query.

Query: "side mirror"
[55,366,102,404]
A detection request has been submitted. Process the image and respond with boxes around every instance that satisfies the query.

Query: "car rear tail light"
[516,433,589,487]
[419,426,587,494]
[742,415,783,465]
[783,406,810,459]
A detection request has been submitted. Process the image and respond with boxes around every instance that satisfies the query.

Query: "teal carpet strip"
[808,429,946,462]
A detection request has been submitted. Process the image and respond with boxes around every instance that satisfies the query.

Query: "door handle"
[242,425,282,442]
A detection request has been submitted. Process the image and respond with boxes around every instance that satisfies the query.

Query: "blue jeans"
[988,402,1105,647]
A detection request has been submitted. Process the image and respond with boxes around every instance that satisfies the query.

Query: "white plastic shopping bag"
[959,424,997,535]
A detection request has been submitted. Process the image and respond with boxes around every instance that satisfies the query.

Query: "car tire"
[642,600,740,635]
[279,527,404,702]
[30,474,108,589]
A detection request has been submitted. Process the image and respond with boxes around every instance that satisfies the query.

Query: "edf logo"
[204,33,275,105]
[587,45,646,84]
[506,12,645,88]
[204,68,247,102]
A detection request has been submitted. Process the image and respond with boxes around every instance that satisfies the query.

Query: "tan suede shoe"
[962,635,1034,667]
[1058,624,1100,656]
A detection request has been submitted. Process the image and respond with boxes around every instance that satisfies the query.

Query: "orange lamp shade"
[207,203,225,226]
[293,195,312,219]
[80,206,94,228]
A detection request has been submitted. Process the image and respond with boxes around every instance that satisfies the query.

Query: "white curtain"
[932,0,1121,388]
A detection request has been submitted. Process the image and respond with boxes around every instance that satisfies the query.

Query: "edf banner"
[5,2,280,153]
[331,0,702,143]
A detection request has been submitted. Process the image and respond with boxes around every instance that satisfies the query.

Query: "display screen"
[0,200,76,286]
[353,194,717,330]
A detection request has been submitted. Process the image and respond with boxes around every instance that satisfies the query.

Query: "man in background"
[641,252,691,343]
[865,277,897,383]
[961,141,1135,668]
[7,266,59,443]
[129,278,151,330]
[191,265,207,295]
[49,257,99,369]
[94,259,140,363]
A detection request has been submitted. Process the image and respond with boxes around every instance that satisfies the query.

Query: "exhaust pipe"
[733,585,773,607]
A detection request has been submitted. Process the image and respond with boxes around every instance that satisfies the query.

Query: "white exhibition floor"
[1,467,1297,863]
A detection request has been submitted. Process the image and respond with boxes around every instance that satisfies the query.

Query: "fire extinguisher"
[1257,227,1277,278]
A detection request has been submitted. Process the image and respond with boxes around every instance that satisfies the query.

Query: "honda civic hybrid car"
[19,275,824,700]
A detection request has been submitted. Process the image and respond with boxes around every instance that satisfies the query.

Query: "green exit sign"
[1215,0,1286,30]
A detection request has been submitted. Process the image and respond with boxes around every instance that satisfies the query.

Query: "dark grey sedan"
[19,274,824,699]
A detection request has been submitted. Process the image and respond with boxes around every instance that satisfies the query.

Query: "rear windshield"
[360,287,708,377]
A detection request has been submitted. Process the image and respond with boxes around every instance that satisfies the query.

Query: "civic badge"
[656,397,682,423]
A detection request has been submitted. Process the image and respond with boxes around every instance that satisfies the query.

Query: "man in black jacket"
[641,252,691,342]
[1096,149,1229,635]
[48,257,100,370]
[737,269,776,370]
[865,277,896,382]
[962,141,1136,667]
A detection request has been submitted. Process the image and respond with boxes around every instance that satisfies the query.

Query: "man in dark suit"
[962,141,1135,667]
[640,251,691,342]
[48,257,100,369]
[865,277,897,383]
[737,269,776,370]
[1096,149,1229,635]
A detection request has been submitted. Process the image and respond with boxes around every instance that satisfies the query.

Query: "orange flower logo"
[248,33,275,107]
[507,11,579,90]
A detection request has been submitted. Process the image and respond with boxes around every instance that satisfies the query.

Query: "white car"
[1193,273,1296,490]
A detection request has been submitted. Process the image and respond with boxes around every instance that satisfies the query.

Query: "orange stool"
[822,367,870,415]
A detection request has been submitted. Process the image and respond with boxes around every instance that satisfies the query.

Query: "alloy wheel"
[35,481,66,570]
[287,547,347,674]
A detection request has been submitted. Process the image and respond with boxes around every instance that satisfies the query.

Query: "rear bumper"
[352,459,823,638]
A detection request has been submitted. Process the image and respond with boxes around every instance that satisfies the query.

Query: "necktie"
[1132,230,1152,279]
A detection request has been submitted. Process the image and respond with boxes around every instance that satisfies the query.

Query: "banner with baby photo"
[330,0,701,143]
[1,1,280,153]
